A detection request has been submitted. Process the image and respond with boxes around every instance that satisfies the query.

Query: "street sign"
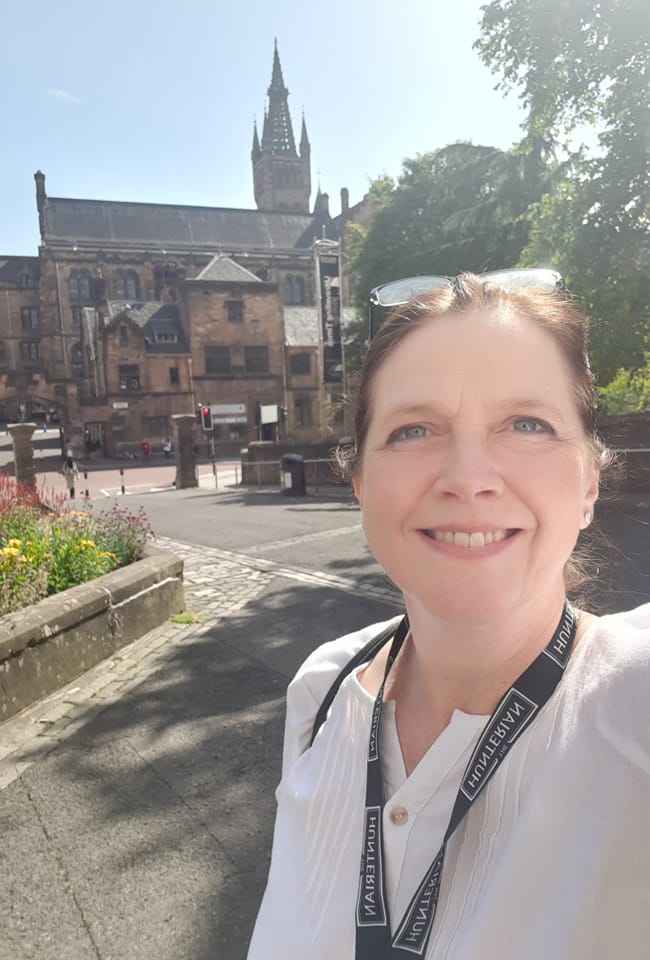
[210,403,246,415]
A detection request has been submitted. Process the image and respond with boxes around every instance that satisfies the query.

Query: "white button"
[389,806,409,826]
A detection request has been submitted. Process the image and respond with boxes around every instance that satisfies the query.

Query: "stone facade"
[0,45,371,454]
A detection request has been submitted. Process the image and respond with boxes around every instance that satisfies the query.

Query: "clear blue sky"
[2,0,527,255]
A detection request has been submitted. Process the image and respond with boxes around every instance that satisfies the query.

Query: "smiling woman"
[248,273,650,960]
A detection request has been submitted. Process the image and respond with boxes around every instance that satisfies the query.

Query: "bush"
[599,354,650,415]
[0,476,154,618]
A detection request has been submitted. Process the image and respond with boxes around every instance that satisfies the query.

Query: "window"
[118,364,141,391]
[18,271,34,290]
[155,331,179,343]
[245,345,269,375]
[289,351,310,376]
[169,366,179,385]
[205,346,231,375]
[284,275,305,305]
[119,324,129,346]
[294,395,312,427]
[144,417,169,437]
[114,270,140,300]
[0,341,6,363]
[69,270,92,302]
[21,307,40,331]
[226,300,244,324]
[71,306,83,328]
[20,341,40,363]
[70,342,83,377]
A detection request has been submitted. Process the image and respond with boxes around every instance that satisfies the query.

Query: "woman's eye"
[512,417,552,434]
[390,424,428,442]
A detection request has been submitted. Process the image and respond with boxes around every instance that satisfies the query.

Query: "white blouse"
[248,605,650,960]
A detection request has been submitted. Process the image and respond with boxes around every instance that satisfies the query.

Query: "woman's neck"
[392,591,569,723]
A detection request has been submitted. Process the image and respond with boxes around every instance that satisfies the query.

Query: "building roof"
[0,255,40,286]
[106,300,189,354]
[192,256,262,284]
[40,196,318,253]
[283,306,358,346]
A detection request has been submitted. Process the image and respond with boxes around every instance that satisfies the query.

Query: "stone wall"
[0,546,184,722]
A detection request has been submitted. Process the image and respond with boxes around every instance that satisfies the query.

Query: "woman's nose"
[431,435,504,501]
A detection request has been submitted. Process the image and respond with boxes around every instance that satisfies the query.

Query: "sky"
[2,0,528,256]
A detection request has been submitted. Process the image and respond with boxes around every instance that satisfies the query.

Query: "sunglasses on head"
[368,268,565,339]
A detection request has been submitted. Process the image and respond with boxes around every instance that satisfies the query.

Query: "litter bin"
[280,452,306,496]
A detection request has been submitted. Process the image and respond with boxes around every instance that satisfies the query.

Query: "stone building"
[0,43,370,456]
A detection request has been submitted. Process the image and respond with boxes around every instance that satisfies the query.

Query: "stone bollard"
[171,414,198,489]
[8,422,37,490]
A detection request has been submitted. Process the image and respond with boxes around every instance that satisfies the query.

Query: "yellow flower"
[7,538,22,548]
[2,547,20,558]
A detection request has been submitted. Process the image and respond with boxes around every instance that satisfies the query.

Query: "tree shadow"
[6,579,397,959]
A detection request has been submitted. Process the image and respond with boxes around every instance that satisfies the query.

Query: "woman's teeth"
[428,530,511,548]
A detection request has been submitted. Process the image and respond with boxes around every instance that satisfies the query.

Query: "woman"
[248,272,650,959]
[61,454,79,499]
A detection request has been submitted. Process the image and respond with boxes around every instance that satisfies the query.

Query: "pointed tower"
[252,41,311,212]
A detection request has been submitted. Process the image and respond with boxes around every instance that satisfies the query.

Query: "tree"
[477,0,650,381]
[347,141,557,316]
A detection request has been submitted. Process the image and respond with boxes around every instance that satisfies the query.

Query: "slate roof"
[283,306,358,346]
[41,197,319,253]
[0,256,40,286]
[106,301,189,354]
[192,256,262,284]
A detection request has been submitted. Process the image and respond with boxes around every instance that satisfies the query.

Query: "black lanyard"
[355,600,577,959]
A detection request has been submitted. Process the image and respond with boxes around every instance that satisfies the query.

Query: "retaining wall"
[0,546,184,722]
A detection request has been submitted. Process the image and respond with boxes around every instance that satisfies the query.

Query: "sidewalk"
[0,536,397,960]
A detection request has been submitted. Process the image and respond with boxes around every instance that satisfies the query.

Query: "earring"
[584,509,593,526]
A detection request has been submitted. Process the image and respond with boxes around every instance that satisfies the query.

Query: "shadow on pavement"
[3,577,396,960]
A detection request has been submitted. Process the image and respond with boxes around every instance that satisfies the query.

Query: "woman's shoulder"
[288,615,403,706]
[576,604,650,755]
[583,602,650,668]
[280,616,401,773]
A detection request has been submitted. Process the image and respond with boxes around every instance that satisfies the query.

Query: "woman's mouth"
[422,529,519,548]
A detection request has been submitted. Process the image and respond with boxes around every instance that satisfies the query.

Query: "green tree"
[477,0,650,381]
[347,141,557,314]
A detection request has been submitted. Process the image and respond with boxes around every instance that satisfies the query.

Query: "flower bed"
[0,475,154,617]
[0,477,184,722]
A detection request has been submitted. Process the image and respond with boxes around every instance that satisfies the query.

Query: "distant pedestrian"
[61,456,79,499]
[162,437,173,460]
[140,439,151,464]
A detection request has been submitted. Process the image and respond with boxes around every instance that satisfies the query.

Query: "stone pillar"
[8,422,37,490]
[171,414,198,489]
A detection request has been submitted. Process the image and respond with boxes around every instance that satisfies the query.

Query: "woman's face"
[353,308,599,625]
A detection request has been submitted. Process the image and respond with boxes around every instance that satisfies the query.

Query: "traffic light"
[200,405,213,431]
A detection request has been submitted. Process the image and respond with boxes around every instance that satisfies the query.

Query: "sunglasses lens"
[482,269,563,291]
[373,276,449,307]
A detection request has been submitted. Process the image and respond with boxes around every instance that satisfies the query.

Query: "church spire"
[251,121,261,162]
[252,42,311,213]
[262,38,297,156]
[300,112,310,159]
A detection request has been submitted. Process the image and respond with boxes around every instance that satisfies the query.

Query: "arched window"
[69,270,92,302]
[125,270,140,300]
[114,270,140,300]
[284,275,305,305]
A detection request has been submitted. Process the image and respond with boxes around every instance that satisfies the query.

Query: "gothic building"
[0,43,368,456]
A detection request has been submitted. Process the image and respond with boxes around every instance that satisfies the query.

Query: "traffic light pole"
[210,432,217,488]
